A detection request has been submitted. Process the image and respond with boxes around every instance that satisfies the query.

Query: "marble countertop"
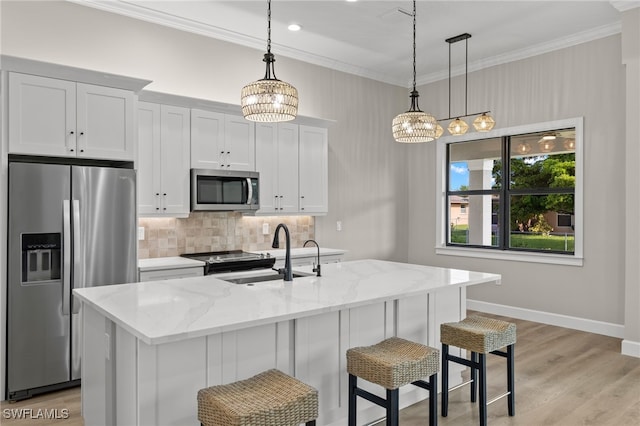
[74,259,500,345]
[138,256,205,272]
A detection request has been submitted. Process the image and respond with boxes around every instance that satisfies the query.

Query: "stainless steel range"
[180,250,276,274]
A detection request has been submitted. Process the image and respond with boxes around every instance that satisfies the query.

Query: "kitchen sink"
[225,272,314,285]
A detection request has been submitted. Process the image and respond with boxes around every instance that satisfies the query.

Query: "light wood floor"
[1,313,639,425]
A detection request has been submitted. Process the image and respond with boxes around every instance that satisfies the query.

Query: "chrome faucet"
[272,223,292,281]
[303,239,321,277]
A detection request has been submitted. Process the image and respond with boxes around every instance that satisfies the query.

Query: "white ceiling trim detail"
[417,21,622,87]
[69,0,622,88]
[610,1,640,12]
[69,0,405,85]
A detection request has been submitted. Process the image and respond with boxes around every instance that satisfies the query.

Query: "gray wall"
[408,35,627,327]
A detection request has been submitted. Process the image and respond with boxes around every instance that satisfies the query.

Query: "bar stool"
[347,337,439,426]
[197,369,318,426]
[440,315,516,426]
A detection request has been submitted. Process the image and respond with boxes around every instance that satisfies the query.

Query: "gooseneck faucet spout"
[303,239,321,277]
[272,223,292,281]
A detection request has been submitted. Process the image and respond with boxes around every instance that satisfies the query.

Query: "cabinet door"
[191,109,225,169]
[224,115,255,171]
[76,83,134,161]
[137,102,162,215]
[9,73,76,157]
[255,123,279,214]
[299,126,328,214]
[160,105,191,215]
[277,123,299,213]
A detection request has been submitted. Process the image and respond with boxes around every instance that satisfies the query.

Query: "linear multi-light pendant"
[438,33,496,137]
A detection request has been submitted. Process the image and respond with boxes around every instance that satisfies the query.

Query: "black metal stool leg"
[429,373,438,426]
[348,374,357,426]
[441,343,449,417]
[306,421,316,426]
[507,344,515,416]
[387,388,399,426]
[478,353,487,426]
[470,351,478,403]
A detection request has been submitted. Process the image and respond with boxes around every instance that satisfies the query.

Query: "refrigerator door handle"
[72,199,82,314]
[63,200,71,316]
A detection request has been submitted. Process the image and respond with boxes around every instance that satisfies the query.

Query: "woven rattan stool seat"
[197,369,318,426]
[441,315,516,354]
[347,337,439,390]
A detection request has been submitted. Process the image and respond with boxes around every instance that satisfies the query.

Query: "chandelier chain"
[267,0,272,54]
[412,0,417,92]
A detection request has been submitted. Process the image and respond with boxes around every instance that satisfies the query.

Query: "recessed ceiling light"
[346,0,358,2]
[288,23,301,31]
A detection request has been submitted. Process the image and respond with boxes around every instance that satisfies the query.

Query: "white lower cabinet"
[138,267,203,282]
[137,102,190,216]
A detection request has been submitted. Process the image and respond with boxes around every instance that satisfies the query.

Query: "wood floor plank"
[1,312,638,425]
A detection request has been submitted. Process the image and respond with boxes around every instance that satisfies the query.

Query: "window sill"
[435,246,583,266]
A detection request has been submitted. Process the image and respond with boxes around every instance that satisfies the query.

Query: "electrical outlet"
[262,223,270,235]
[138,226,145,241]
[336,221,342,232]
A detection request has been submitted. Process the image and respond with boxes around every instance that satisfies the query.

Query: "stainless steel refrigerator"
[6,159,137,400]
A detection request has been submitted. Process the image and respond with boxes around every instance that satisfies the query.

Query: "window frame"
[435,117,583,266]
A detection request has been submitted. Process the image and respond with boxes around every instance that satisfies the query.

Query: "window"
[557,214,572,228]
[437,118,582,265]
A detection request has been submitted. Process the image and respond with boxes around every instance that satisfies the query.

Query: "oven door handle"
[246,178,253,205]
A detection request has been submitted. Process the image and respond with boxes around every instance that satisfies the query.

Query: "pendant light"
[438,33,496,136]
[392,0,437,143]
[241,0,298,122]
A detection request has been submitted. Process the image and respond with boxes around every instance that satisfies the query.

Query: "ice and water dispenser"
[21,233,61,283]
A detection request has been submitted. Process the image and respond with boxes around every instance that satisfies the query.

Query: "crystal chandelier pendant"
[392,1,436,143]
[241,0,298,122]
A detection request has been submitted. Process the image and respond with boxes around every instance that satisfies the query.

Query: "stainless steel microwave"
[191,169,259,212]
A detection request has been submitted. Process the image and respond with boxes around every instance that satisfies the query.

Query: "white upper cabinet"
[191,109,255,171]
[255,122,299,214]
[9,72,134,161]
[224,115,255,171]
[299,125,328,214]
[190,109,225,169]
[137,102,190,217]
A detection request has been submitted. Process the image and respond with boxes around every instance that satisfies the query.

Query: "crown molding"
[610,1,640,12]
[417,21,622,86]
[68,0,621,88]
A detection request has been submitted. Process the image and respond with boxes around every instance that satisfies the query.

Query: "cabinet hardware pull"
[70,131,74,135]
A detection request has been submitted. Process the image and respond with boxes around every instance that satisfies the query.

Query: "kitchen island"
[74,259,500,425]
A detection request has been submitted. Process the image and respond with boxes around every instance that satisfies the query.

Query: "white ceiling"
[71,1,630,87]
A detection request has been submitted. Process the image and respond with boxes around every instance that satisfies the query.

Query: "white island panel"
[75,260,500,425]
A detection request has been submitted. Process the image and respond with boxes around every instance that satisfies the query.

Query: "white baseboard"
[467,299,625,339]
[621,340,640,358]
